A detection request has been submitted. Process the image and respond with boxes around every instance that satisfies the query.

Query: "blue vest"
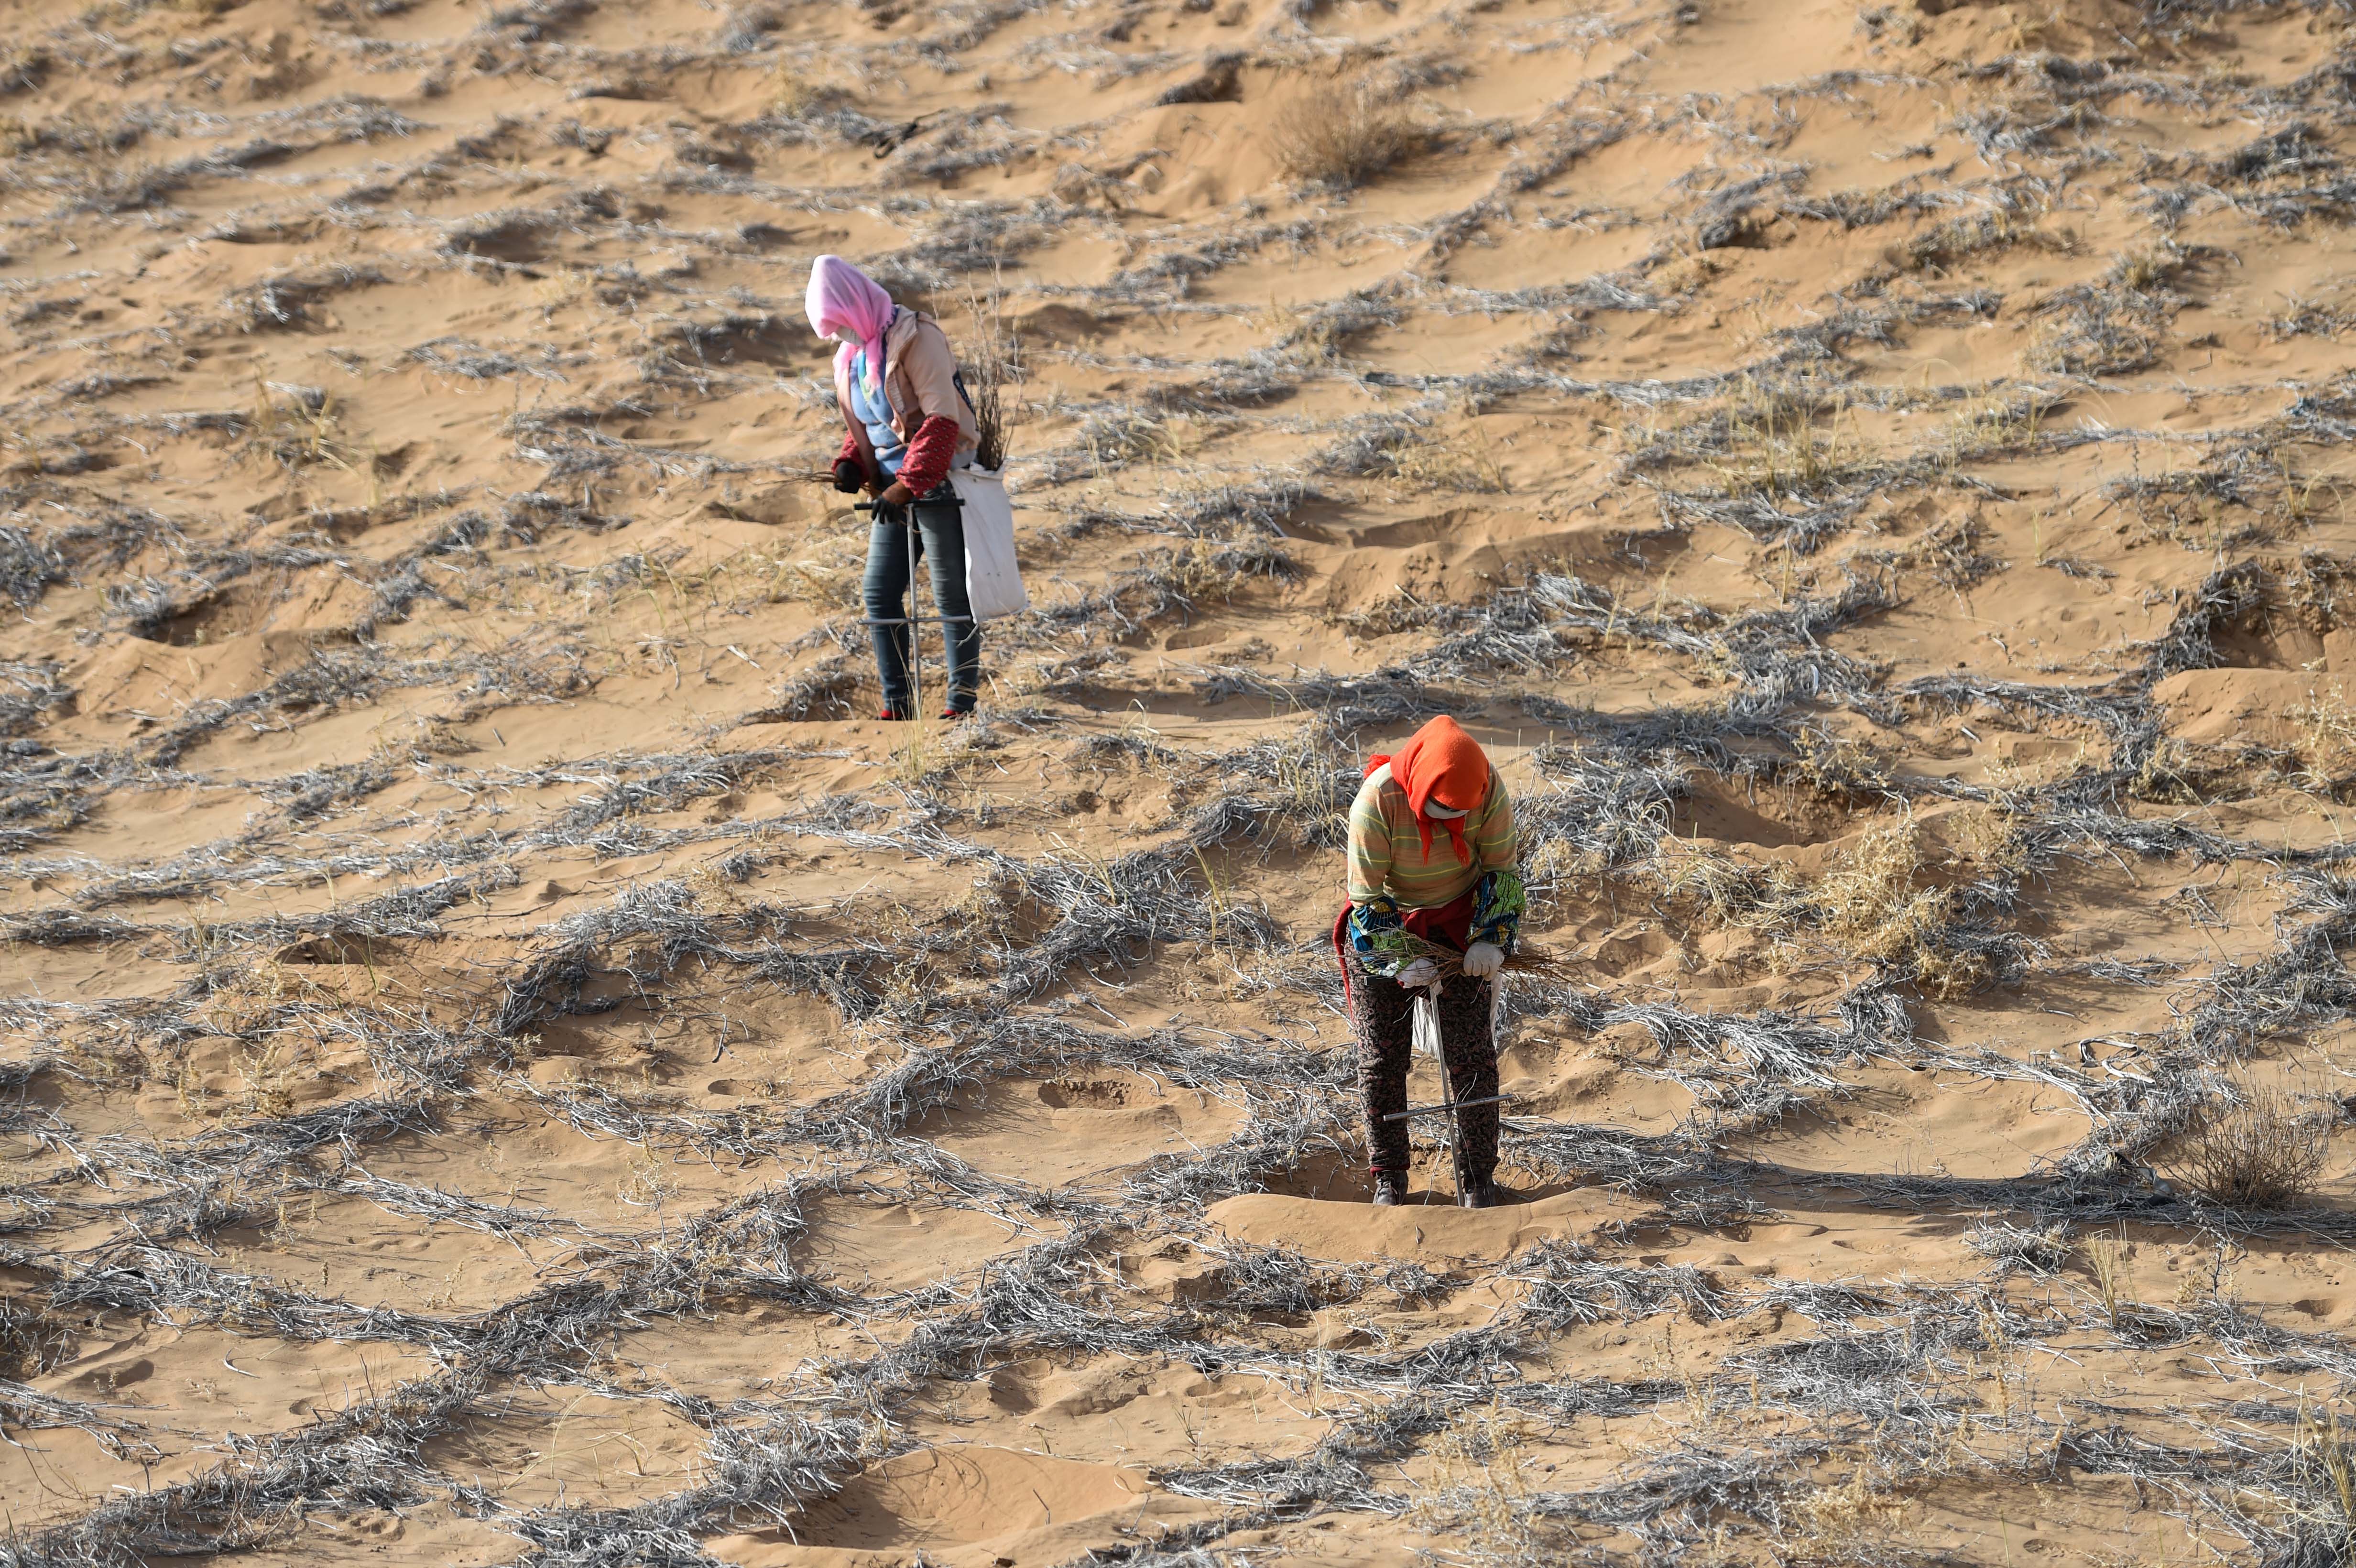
[850,343,903,476]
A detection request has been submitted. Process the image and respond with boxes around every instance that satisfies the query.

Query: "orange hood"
[1365,715,1488,863]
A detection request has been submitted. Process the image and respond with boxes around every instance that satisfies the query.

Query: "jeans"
[862,480,980,713]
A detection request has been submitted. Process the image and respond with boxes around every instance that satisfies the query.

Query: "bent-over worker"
[1333,715,1525,1209]
[805,254,983,720]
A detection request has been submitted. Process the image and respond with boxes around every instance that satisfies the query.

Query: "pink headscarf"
[806,254,895,398]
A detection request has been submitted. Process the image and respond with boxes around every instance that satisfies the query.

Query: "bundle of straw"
[1387,932,1585,982]
[962,278,1020,472]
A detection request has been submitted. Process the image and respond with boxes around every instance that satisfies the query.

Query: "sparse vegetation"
[4,4,2356,1567]
[1268,78,1416,188]
[2167,1079,2333,1210]
[241,377,352,471]
[962,277,1020,471]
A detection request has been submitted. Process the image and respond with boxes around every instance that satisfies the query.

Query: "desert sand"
[4,0,2356,1561]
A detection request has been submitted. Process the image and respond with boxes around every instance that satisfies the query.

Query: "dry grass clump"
[1792,727,1894,801]
[1127,537,1300,622]
[2287,681,2356,795]
[1269,80,1416,188]
[1330,415,1506,493]
[0,46,48,97]
[2166,1079,2332,1209]
[2279,548,2356,631]
[1387,425,1506,493]
[2265,283,2356,341]
[1887,515,2004,592]
[1331,588,1445,638]
[1628,379,1857,501]
[243,377,353,472]
[1880,212,2072,278]
[2022,247,2192,378]
[1654,839,1801,930]
[1791,1464,1912,1546]
[1654,809,2015,998]
[1964,1217,2072,1274]
[1708,387,1852,499]
[1084,408,1184,468]
[2082,1232,2131,1327]
[1813,818,1983,995]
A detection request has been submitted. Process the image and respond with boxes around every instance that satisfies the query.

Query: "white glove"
[1395,957,1440,988]
[1460,942,1504,979]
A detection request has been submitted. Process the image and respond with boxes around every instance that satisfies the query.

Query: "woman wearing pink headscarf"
[807,255,983,720]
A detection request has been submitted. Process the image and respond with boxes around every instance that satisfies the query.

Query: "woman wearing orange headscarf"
[1336,715,1525,1208]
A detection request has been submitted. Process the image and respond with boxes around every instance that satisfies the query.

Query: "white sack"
[949,466,1028,621]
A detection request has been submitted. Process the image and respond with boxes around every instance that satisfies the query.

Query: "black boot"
[1459,1176,1519,1209]
[1370,1172,1410,1207]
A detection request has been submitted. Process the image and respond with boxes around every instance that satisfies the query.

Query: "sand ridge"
[6,0,2356,1562]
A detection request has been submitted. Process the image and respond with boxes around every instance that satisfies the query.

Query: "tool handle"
[1382,1093,1514,1123]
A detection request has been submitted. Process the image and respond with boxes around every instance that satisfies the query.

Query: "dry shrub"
[1385,425,1505,492]
[1269,81,1415,188]
[2167,1080,2331,1209]
[2288,680,2356,793]
[961,278,1020,471]
[1815,819,1973,986]
[243,377,351,472]
[1655,813,1995,998]
[1331,588,1445,637]
[1705,383,1852,499]
[1793,727,1893,800]
[1083,408,1181,468]
[1655,839,1799,930]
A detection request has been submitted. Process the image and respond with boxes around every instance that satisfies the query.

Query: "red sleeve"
[835,427,863,468]
[896,414,961,495]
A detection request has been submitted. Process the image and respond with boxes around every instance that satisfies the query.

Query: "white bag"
[950,466,1028,621]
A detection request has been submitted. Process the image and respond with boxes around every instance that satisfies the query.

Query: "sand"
[4,0,2356,1560]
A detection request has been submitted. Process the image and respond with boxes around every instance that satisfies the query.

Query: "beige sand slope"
[7,0,2356,1561]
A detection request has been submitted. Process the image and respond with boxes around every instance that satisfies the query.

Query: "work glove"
[1460,942,1504,979]
[831,460,865,495]
[1396,957,1440,989]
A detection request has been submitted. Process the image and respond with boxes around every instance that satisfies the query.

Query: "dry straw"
[961,276,1020,472]
[1269,79,1416,189]
[2166,1078,2333,1209]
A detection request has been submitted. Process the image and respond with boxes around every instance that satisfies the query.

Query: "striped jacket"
[1343,762,1524,975]
[1347,761,1515,907]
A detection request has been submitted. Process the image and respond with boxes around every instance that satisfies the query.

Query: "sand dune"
[7,0,2356,1561]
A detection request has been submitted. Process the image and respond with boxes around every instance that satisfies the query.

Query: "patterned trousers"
[1348,963,1499,1179]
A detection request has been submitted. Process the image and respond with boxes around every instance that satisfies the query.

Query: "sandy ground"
[5,0,2356,1562]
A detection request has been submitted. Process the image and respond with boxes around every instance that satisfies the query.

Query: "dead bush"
[1268,82,1415,188]
[2168,1081,2332,1209]
[1654,813,1996,999]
